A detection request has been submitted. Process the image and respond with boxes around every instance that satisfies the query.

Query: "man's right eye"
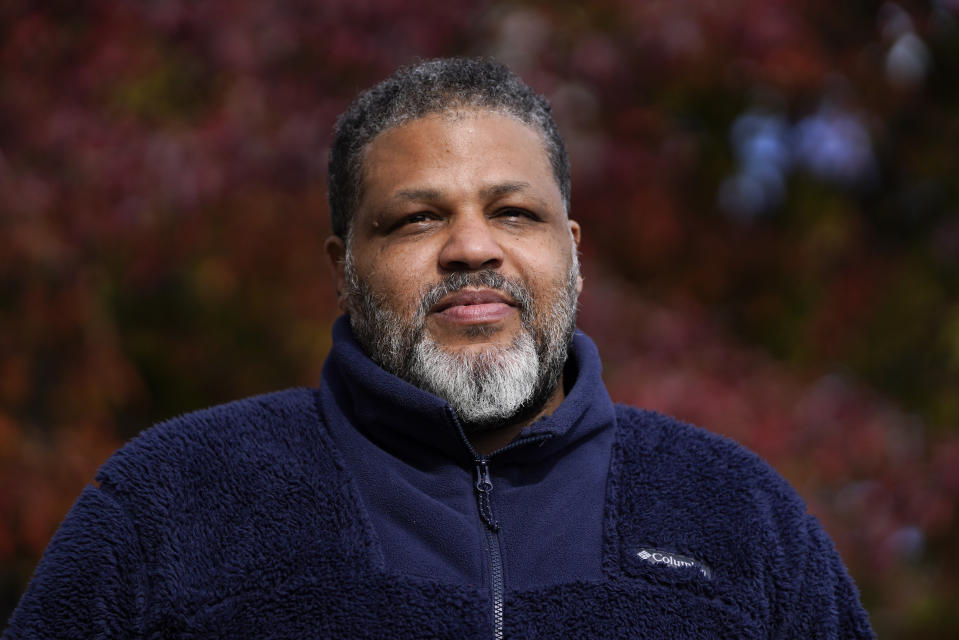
[392,212,437,230]
[404,213,431,224]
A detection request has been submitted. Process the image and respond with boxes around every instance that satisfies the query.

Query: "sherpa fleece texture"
[5,325,875,639]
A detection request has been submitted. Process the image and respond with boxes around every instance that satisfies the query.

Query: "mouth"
[430,288,518,324]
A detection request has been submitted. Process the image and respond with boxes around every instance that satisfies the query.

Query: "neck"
[467,374,566,455]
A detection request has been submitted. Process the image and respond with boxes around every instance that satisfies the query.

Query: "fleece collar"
[320,315,616,466]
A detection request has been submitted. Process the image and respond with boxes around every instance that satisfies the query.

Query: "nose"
[437,212,504,272]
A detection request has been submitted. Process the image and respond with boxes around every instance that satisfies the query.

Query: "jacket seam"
[94,481,150,639]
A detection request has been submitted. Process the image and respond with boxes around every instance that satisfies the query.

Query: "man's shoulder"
[612,404,802,506]
[95,387,324,493]
[609,406,874,638]
[609,403,812,570]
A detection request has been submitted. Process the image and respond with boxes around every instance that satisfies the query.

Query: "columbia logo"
[635,547,712,580]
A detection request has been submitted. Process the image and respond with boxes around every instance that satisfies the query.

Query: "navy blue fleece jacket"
[5,318,874,638]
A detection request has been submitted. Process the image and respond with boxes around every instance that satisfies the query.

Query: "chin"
[427,323,515,350]
[460,323,505,339]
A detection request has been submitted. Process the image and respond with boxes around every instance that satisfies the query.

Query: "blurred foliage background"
[2,0,958,636]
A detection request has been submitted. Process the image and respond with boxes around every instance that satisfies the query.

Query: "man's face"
[326,109,582,429]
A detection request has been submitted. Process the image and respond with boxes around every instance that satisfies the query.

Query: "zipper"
[475,458,504,640]
[447,407,552,640]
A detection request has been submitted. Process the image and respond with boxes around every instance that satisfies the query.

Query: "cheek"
[519,240,575,288]
[361,249,434,314]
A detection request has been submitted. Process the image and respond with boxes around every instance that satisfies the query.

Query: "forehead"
[357,109,558,203]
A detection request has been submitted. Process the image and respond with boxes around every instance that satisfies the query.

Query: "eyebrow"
[480,181,532,199]
[392,181,533,203]
[393,188,442,202]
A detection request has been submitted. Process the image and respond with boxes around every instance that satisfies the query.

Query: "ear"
[324,235,350,313]
[569,219,584,295]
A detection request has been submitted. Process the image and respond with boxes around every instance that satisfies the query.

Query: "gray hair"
[327,57,571,239]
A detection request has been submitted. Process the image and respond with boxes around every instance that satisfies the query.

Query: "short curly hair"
[327,57,571,239]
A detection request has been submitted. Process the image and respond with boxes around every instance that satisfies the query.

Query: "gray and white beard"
[344,252,580,432]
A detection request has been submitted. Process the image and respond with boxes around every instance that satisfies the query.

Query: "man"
[5,58,874,638]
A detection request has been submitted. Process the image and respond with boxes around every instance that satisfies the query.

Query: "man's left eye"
[495,208,535,221]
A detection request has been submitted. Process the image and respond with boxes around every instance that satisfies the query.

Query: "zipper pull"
[474,459,499,531]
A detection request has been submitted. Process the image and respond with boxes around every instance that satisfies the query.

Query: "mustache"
[417,270,532,320]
